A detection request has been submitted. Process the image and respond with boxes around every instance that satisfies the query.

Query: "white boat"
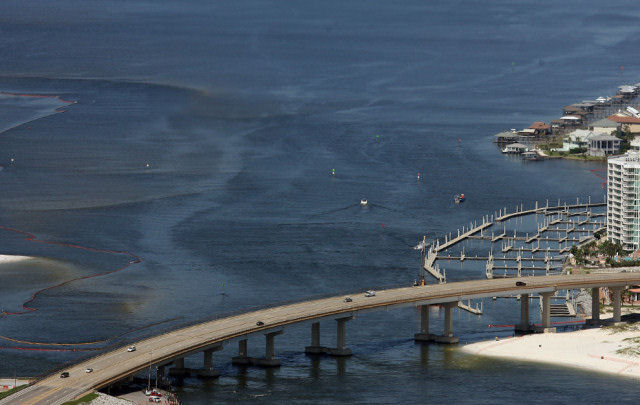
[360,199,368,206]
[502,143,528,154]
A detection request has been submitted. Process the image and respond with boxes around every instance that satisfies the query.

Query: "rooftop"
[608,151,640,166]
[589,134,620,141]
[529,122,550,130]
[618,85,637,93]
[590,118,618,128]
[608,114,640,124]
[563,105,585,112]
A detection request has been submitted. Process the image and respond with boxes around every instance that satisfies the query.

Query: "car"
[344,297,352,303]
[60,372,69,378]
[152,397,162,403]
[256,321,264,326]
[144,389,153,396]
[85,368,93,373]
[127,346,136,352]
[515,281,526,287]
[364,290,376,297]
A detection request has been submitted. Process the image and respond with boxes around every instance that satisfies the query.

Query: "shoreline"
[461,319,640,380]
[0,254,33,265]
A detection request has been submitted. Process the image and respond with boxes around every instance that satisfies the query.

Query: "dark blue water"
[0,0,639,403]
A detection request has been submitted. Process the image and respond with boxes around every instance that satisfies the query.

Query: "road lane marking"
[22,386,62,405]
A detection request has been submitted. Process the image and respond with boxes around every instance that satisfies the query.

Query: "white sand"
[462,326,640,378]
[0,254,32,264]
[90,393,135,405]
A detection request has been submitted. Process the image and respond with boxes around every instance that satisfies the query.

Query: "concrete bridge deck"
[5,272,640,405]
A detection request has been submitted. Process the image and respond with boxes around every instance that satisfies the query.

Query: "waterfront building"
[493,130,517,144]
[588,134,620,156]
[563,104,590,116]
[561,115,582,127]
[608,114,640,133]
[607,151,640,250]
[516,128,536,138]
[617,85,638,98]
[590,117,618,134]
[529,121,550,136]
[569,129,593,146]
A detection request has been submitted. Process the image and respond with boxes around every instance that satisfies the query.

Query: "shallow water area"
[0,0,639,403]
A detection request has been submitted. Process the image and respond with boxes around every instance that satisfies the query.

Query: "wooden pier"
[494,201,606,222]
[436,254,564,263]
[468,235,581,243]
[458,300,482,315]
[435,219,493,252]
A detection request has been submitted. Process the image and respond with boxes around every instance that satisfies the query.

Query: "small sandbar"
[461,324,640,379]
[0,254,33,264]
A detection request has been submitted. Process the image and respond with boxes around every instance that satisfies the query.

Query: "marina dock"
[420,199,605,283]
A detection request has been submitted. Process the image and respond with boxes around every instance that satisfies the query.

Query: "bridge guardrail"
[26,281,414,385]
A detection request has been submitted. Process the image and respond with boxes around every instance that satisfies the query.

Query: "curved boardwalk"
[4,272,640,405]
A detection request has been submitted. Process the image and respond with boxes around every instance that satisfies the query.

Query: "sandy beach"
[0,254,32,265]
[462,322,640,379]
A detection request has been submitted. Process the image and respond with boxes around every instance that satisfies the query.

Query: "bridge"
[3,272,640,405]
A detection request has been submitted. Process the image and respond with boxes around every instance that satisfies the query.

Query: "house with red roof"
[529,121,550,136]
[608,114,640,133]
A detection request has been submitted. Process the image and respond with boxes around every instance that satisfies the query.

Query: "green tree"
[600,240,624,258]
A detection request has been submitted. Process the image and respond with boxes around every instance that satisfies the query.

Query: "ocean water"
[0,0,639,403]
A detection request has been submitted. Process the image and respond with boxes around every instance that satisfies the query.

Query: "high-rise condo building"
[607,151,640,251]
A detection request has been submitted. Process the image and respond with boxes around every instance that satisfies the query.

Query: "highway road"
[3,272,640,405]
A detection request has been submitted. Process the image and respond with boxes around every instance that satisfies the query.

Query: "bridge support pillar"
[232,339,250,366]
[414,304,437,342]
[156,366,166,387]
[264,330,282,362]
[169,357,189,376]
[305,322,323,354]
[515,294,531,333]
[430,302,459,344]
[233,332,283,367]
[587,287,601,326]
[612,286,623,323]
[537,292,556,333]
[305,318,353,356]
[195,344,223,378]
[333,316,353,356]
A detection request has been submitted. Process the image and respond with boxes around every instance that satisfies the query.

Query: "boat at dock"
[501,143,528,154]
[522,151,540,161]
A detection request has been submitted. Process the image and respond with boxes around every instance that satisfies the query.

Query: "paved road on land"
[4,272,640,405]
